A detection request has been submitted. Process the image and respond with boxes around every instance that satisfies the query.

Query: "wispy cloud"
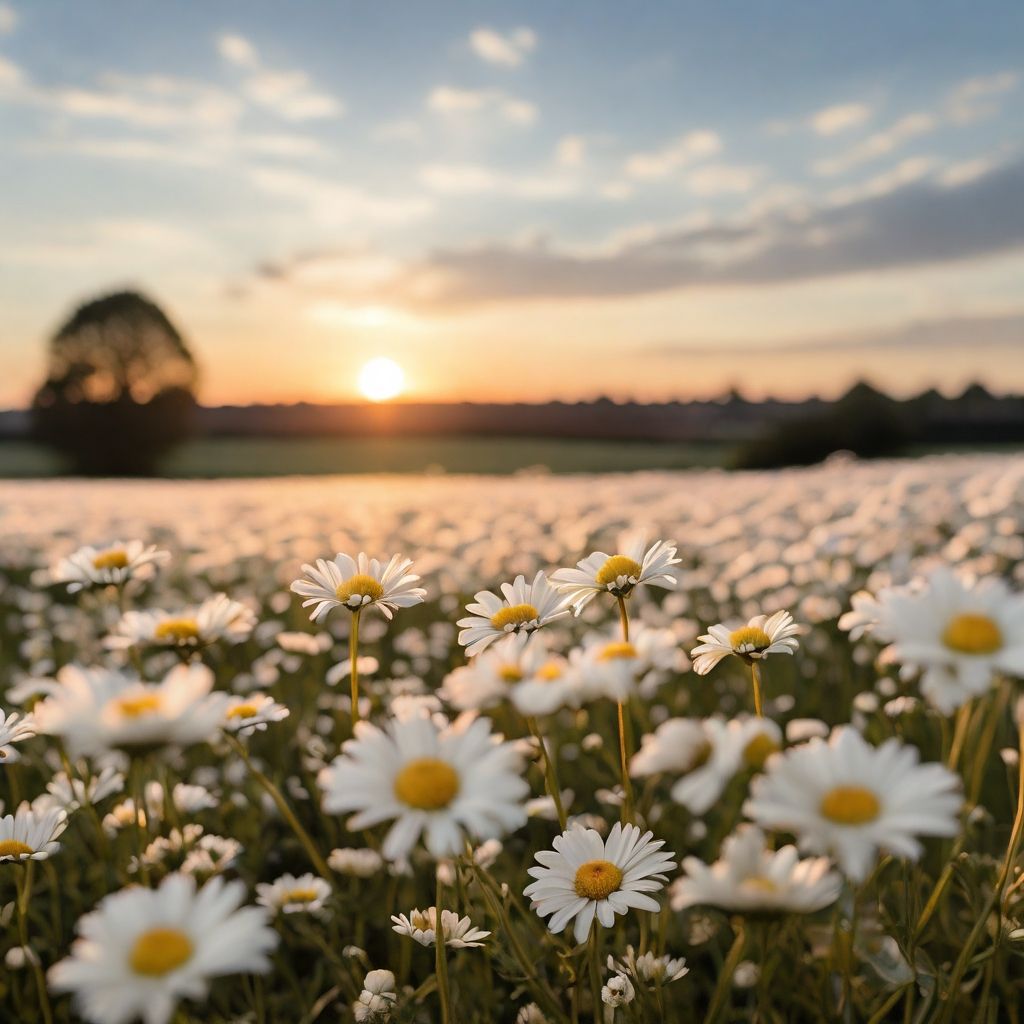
[814,112,935,176]
[418,162,577,198]
[945,70,1018,123]
[809,102,872,136]
[625,130,721,179]
[427,85,536,124]
[468,26,537,68]
[0,2,16,36]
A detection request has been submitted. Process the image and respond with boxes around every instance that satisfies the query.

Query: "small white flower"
[354,968,397,1022]
[0,803,67,861]
[328,847,384,878]
[457,572,569,657]
[391,907,490,948]
[690,610,802,675]
[291,552,426,623]
[0,710,35,763]
[524,822,676,945]
[608,946,689,984]
[255,873,331,916]
[222,694,290,735]
[744,726,962,881]
[51,540,169,594]
[601,973,635,1007]
[107,594,256,650]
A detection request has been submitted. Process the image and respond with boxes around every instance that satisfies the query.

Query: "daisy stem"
[588,924,603,1024]
[435,872,452,1024]
[526,716,567,830]
[349,608,362,727]
[129,757,151,886]
[17,862,52,1024]
[946,701,972,772]
[614,597,635,823]
[702,921,745,1024]
[224,734,333,881]
[749,661,764,718]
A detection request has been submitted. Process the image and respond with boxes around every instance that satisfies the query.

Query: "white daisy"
[607,946,689,985]
[0,803,68,861]
[690,610,802,675]
[291,552,426,623]
[440,634,553,712]
[51,540,170,594]
[744,726,962,881]
[34,663,229,758]
[0,710,35,763]
[41,765,124,814]
[551,535,680,613]
[601,974,635,1007]
[523,822,676,945]
[391,907,491,948]
[509,651,578,718]
[354,968,397,1022]
[457,571,569,657]
[222,694,290,735]
[328,847,384,878]
[107,594,257,651]
[48,873,277,1024]
[255,873,331,916]
[670,825,842,914]
[319,714,528,861]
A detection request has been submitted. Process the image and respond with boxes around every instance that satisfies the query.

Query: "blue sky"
[1,1,1022,405]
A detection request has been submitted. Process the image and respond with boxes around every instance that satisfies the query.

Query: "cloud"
[809,102,872,136]
[468,27,537,68]
[625,130,722,179]
[685,164,763,196]
[813,112,935,176]
[946,70,1018,123]
[418,163,577,199]
[0,3,16,35]
[556,134,586,167]
[217,32,342,120]
[427,85,536,124]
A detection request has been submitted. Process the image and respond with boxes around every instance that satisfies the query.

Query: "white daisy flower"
[48,873,277,1024]
[318,714,529,861]
[744,726,962,881]
[255,873,331,916]
[690,610,802,675]
[601,974,635,1007]
[0,803,68,861]
[354,968,397,1022]
[34,663,229,758]
[51,540,170,594]
[328,847,384,878]
[509,651,578,718]
[551,535,680,613]
[107,594,256,651]
[523,822,676,945]
[291,552,426,623]
[391,907,490,948]
[457,571,569,657]
[608,946,689,985]
[41,765,124,814]
[440,634,553,712]
[670,825,842,914]
[0,710,35,763]
[222,694,290,735]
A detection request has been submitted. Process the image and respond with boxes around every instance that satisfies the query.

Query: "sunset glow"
[358,357,405,402]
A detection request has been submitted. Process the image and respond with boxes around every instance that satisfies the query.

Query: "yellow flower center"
[498,664,524,683]
[820,785,881,825]
[595,555,643,587]
[335,573,385,605]
[153,618,200,643]
[0,840,34,857]
[285,887,321,904]
[226,703,260,719]
[490,604,539,631]
[537,661,564,682]
[743,733,781,770]
[394,757,460,810]
[740,876,779,895]
[942,613,1003,655]
[599,641,637,661]
[574,859,624,900]
[729,626,772,651]
[92,549,129,571]
[129,927,194,976]
[114,693,162,719]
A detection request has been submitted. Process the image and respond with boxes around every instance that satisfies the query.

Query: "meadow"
[0,453,1023,1023]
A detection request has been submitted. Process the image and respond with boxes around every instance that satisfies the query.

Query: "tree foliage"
[32,290,198,475]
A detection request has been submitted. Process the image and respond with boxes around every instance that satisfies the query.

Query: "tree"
[31,290,199,475]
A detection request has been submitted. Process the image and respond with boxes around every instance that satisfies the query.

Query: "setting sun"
[358,357,405,402]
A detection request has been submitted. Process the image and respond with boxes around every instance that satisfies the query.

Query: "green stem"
[18,862,53,1024]
[129,758,151,885]
[614,596,635,823]
[435,873,452,1024]
[947,701,972,772]
[225,734,333,880]
[703,922,746,1024]
[349,608,362,726]
[526,716,567,830]
[588,924,603,1024]
[750,661,764,718]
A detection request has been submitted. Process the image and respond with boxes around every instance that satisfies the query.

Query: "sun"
[358,357,405,402]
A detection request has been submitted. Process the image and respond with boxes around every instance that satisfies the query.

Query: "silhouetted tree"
[31,291,198,475]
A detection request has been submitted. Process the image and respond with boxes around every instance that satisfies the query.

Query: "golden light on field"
[358,357,405,402]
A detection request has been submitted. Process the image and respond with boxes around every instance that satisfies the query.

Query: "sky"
[1,1,1023,407]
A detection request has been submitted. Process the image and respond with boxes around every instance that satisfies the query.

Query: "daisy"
[51,540,170,594]
[0,710,35,763]
[41,765,124,814]
[670,825,842,914]
[440,634,553,712]
[0,803,67,861]
[328,847,384,878]
[509,651,578,718]
[48,873,277,1024]
[255,873,331,916]
[601,974,635,1007]
[524,822,676,945]
[457,571,569,657]
[222,694,290,735]
[107,594,257,651]
[744,726,962,881]
[291,552,426,623]
[34,663,228,758]
[690,610,802,675]
[607,946,689,985]
[354,969,397,1022]
[391,907,491,948]
[551,535,680,613]
[319,714,529,861]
